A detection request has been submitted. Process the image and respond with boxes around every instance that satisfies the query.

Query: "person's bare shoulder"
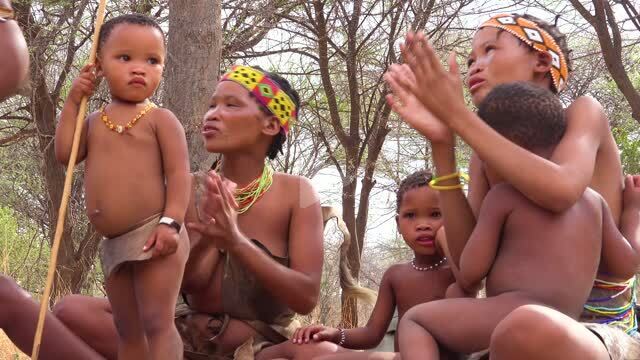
[566,96,608,132]
[84,110,101,132]
[569,95,604,113]
[274,173,319,209]
[379,263,407,287]
[150,107,182,127]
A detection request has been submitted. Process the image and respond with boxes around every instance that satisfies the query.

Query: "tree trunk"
[30,67,76,301]
[340,155,360,327]
[16,1,101,302]
[164,0,222,171]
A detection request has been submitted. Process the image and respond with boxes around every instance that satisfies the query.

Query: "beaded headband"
[478,14,569,93]
[220,65,297,135]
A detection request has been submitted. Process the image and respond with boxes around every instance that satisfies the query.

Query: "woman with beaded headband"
[0,0,29,100]
[385,13,640,360]
[174,64,325,359]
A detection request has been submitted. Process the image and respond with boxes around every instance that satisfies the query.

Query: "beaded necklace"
[583,277,637,335]
[101,102,156,134]
[213,160,274,214]
[411,257,447,272]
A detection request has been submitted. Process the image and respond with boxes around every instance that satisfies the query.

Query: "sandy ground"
[0,331,27,359]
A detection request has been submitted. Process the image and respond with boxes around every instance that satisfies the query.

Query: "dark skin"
[54,23,190,360]
[55,24,189,243]
[262,186,457,360]
[51,77,324,359]
[0,0,29,100]
[385,30,630,282]
[185,80,324,317]
[385,29,640,360]
[399,175,632,358]
[0,81,324,358]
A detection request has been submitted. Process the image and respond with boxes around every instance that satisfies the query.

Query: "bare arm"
[445,97,604,213]
[459,184,513,292]
[0,0,29,100]
[342,268,397,349]
[228,177,324,314]
[155,108,190,224]
[600,177,640,278]
[467,154,489,218]
[293,267,396,348]
[54,102,91,164]
[54,64,96,164]
[431,142,477,270]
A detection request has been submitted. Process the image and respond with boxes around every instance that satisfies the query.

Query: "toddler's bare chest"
[86,121,161,163]
[394,269,453,312]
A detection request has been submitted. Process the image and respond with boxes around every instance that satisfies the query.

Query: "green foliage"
[615,125,640,175]
[0,206,50,294]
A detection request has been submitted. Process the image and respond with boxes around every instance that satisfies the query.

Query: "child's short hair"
[397,170,434,211]
[251,67,301,160]
[98,14,164,54]
[477,82,566,151]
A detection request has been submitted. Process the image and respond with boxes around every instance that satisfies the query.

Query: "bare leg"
[489,304,609,360]
[105,265,149,359]
[315,351,400,360]
[0,275,103,359]
[134,232,188,360]
[53,295,118,359]
[256,340,346,360]
[398,292,538,360]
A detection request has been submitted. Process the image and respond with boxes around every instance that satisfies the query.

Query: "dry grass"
[0,331,27,359]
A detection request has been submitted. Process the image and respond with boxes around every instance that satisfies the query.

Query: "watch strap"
[159,216,181,233]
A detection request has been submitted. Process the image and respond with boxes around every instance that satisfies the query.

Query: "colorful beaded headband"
[220,65,297,135]
[478,14,569,93]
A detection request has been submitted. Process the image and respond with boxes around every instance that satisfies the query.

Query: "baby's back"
[486,184,602,319]
[84,111,166,237]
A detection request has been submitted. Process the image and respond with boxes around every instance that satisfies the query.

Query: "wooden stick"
[31,1,107,358]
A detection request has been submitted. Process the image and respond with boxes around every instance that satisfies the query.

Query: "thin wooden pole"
[31,1,107,358]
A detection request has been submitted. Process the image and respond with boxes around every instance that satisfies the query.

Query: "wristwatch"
[159,216,181,233]
[0,6,15,23]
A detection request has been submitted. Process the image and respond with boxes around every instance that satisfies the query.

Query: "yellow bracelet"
[0,6,14,22]
[429,172,469,191]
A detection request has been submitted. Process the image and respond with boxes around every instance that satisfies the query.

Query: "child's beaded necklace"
[411,257,447,271]
[101,102,156,134]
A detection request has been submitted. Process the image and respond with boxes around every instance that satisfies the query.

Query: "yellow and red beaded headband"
[220,65,297,135]
[478,14,569,93]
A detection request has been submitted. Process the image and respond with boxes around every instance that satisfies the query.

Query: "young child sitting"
[398,82,634,359]
[54,14,190,360]
[269,170,458,360]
